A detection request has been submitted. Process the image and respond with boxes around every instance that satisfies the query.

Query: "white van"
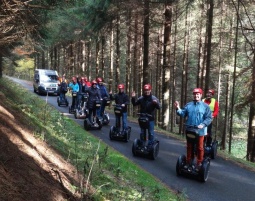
[33,69,59,95]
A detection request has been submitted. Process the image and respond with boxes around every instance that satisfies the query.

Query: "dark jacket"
[110,92,130,113]
[87,87,101,109]
[132,94,161,121]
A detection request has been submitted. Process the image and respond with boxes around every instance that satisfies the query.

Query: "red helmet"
[87,81,91,87]
[193,88,203,94]
[91,80,97,85]
[207,89,215,95]
[81,77,85,82]
[143,84,151,91]
[118,84,125,89]
[96,77,102,83]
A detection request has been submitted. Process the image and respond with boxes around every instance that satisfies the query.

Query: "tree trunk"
[162,4,172,130]
[204,0,214,91]
[247,54,255,162]
[143,0,150,85]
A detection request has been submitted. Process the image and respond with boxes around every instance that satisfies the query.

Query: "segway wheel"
[176,155,186,176]
[103,114,110,125]
[74,110,78,119]
[109,126,114,140]
[200,159,210,182]
[211,141,218,159]
[84,120,90,131]
[97,120,102,130]
[150,142,159,160]
[132,139,139,156]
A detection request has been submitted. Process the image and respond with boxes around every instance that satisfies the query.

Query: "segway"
[132,113,159,160]
[69,91,78,114]
[84,100,103,131]
[176,125,210,182]
[109,104,131,142]
[74,93,89,119]
[57,94,69,107]
[204,134,218,159]
[101,97,111,125]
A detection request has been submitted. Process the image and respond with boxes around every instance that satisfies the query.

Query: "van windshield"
[40,74,58,82]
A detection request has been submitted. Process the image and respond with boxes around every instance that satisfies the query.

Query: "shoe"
[195,164,202,172]
[183,164,189,169]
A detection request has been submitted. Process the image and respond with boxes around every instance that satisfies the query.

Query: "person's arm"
[213,101,219,118]
[201,105,213,127]
[152,96,161,110]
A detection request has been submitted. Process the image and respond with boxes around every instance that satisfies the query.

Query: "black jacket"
[132,94,161,121]
[110,92,130,113]
[87,87,101,109]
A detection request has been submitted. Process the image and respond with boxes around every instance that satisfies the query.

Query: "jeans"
[140,121,155,143]
[116,112,128,130]
[59,92,65,101]
[97,101,106,117]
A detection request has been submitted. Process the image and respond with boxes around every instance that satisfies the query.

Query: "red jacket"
[203,98,219,118]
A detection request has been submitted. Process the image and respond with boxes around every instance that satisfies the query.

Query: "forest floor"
[0,86,89,200]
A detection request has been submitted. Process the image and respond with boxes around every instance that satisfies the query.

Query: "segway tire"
[84,120,90,131]
[211,141,218,159]
[200,159,210,182]
[132,139,139,156]
[176,155,186,176]
[150,142,159,160]
[109,126,114,140]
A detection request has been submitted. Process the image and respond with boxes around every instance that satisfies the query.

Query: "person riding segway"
[202,89,219,159]
[174,88,212,182]
[131,84,161,160]
[57,74,68,107]
[109,84,131,142]
[84,80,102,130]
[68,76,79,113]
[96,77,110,125]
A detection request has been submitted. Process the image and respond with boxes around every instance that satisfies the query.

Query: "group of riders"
[57,73,219,171]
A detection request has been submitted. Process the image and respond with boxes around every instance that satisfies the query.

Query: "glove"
[152,100,158,105]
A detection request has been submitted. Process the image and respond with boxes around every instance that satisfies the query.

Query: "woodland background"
[1,0,255,162]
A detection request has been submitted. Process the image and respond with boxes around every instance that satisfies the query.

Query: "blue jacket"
[69,82,79,92]
[97,84,109,98]
[176,101,212,136]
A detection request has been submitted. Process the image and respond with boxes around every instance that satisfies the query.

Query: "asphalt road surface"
[8,77,255,201]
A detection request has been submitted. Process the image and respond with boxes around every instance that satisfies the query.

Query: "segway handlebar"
[137,113,152,118]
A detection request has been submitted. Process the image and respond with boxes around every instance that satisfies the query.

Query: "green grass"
[0,77,184,200]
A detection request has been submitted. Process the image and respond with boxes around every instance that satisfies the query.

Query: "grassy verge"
[0,77,184,200]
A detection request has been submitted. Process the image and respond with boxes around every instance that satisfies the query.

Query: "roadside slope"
[0,90,83,200]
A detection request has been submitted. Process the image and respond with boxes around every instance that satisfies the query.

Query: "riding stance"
[202,89,219,146]
[58,74,68,101]
[132,84,161,145]
[110,84,130,130]
[69,76,79,109]
[96,77,109,118]
[87,80,102,124]
[174,88,212,170]
[77,76,90,106]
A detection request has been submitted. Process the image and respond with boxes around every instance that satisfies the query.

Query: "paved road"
[9,77,255,201]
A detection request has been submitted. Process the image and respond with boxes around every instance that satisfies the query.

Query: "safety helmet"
[96,77,103,83]
[81,77,85,82]
[207,89,215,95]
[87,81,91,87]
[118,84,125,89]
[143,84,152,91]
[91,80,97,85]
[193,88,203,94]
